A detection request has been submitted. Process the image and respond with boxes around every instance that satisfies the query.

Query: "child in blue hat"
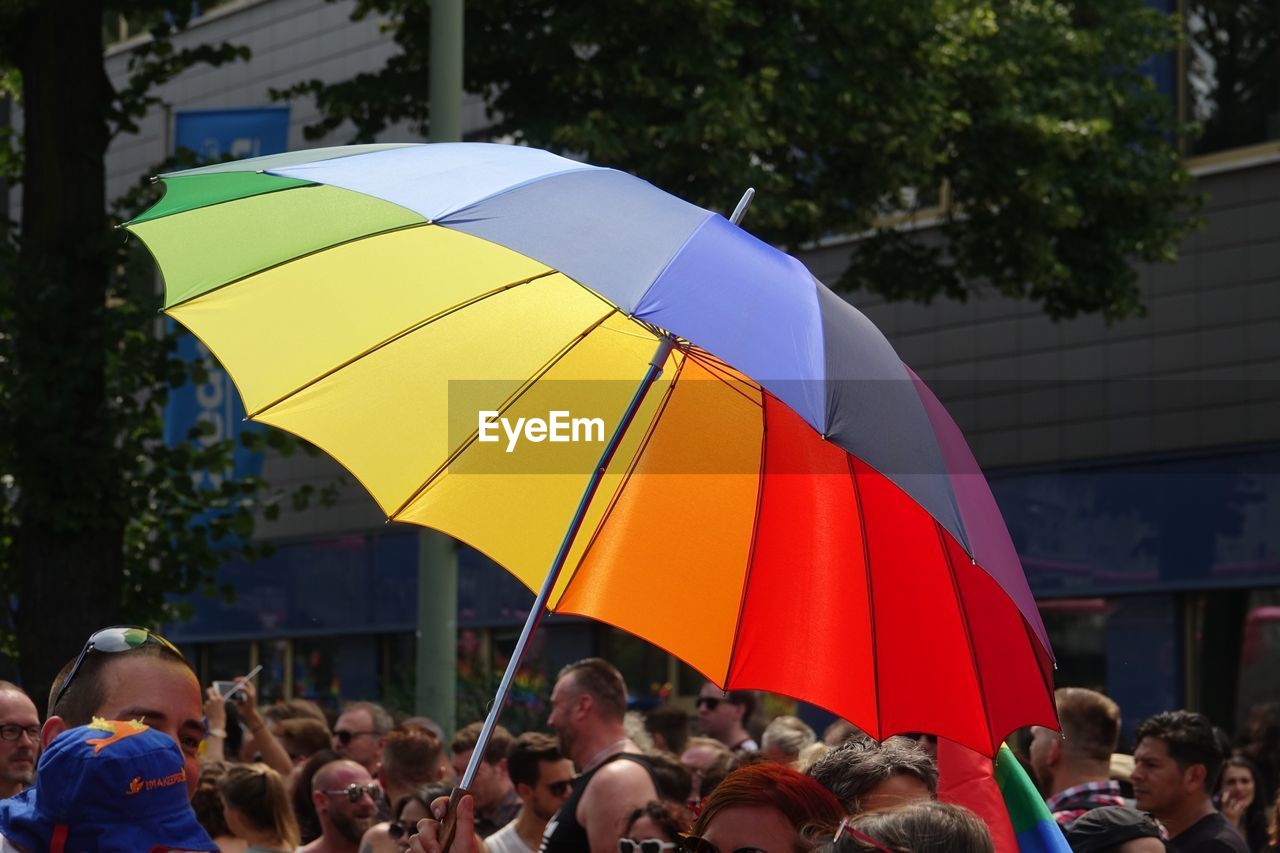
[0,718,218,852]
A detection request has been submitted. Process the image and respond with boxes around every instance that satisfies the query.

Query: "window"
[1184,0,1280,156]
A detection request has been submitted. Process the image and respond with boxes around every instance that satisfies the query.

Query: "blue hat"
[0,719,217,852]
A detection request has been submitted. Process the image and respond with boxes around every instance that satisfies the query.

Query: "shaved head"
[313,758,368,791]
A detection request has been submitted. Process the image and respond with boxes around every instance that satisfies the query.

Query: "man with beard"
[0,684,38,798]
[486,732,574,853]
[300,759,380,853]
[543,658,658,853]
[1028,688,1126,826]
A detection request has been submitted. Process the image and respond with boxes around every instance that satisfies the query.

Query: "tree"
[283,0,1200,322]
[0,1,325,705]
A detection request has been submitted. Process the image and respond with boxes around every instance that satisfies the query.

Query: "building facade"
[82,0,1280,741]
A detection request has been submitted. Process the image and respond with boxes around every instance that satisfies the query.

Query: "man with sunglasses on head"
[42,625,205,799]
[487,732,574,853]
[695,683,758,753]
[0,683,39,799]
[300,758,380,853]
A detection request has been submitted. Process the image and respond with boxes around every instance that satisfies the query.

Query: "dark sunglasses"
[334,729,379,745]
[678,837,765,853]
[548,779,574,797]
[695,697,722,711]
[619,840,676,853]
[52,626,183,713]
[387,820,418,841]
[322,782,381,803]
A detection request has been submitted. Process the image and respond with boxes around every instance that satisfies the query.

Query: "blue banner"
[166,107,291,484]
[173,107,290,163]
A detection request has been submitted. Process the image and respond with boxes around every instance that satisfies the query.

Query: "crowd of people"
[0,626,1276,853]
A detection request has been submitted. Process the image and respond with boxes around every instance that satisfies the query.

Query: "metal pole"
[429,0,463,143]
[417,0,464,736]
[416,530,457,735]
[456,334,675,794]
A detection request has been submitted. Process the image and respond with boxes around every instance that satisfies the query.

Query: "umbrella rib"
[682,350,765,410]
[387,308,622,520]
[164,220,434,312]
[936,523,997,756]
[846,456,883,742]
[246,269,560,420]
[719,394,770,689]
[550,355,689,604]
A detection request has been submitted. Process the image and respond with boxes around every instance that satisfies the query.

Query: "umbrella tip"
[729,188,755,226]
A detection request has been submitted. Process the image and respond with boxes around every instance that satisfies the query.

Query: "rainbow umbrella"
[126,143,1057,778]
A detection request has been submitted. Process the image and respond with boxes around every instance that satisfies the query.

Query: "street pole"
[416,0,463,737]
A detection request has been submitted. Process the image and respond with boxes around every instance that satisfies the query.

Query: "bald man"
[300,759,380,853]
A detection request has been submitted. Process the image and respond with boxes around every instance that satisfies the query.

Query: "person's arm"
[203,686,227,762]
[579,761,658,853]
[233,678,293,778]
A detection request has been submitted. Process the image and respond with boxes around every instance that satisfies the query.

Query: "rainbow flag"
[993,744,1071,853]
[938,738,1070,853]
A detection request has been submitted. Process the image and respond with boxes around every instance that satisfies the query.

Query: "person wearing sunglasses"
[682,763,844,853]
[386,785,450,852]
[486,732,575,853]
[359,725,448,853]
[543,658,660,853]
[695,684,759,753]
[822,800,995,853]
[332,701,394,777]
[43,625,205,799]
[619,800,695,853]
[299,759,380,853]
[0,683,39,799]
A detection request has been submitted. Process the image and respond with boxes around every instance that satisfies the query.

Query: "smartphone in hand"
[212,680,247,703]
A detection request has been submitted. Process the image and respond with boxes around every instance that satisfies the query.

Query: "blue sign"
[173,107,290,163]
[166,107,291,485]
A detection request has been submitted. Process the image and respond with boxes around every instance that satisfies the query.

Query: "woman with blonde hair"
[219,762,301,852]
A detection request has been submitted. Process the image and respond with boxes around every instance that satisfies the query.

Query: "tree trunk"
[12,0,123,710]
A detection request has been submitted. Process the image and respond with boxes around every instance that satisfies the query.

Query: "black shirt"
[1170,813,1250,853]
[541,753,655,853]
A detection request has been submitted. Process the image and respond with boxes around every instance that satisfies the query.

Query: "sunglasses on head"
[833,819,898,853]
[52,626,184,713]
[387,820,418,842]
[677,837,765,853]
[322,782,381,803]
[334,729,378,745]
[619,840,677,853]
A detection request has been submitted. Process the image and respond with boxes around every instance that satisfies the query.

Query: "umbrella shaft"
[458,333,675,791]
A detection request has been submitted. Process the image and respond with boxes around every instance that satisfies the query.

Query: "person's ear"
[575,693,592,720]
[515,780,534,801]
[312,788,327,814]
[1048,738,1063,768]
[498,757,509,778]
[41,716,67,749]
[1184,764,1207,794]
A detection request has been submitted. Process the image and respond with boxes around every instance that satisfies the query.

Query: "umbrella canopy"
[127,142,1056,755]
